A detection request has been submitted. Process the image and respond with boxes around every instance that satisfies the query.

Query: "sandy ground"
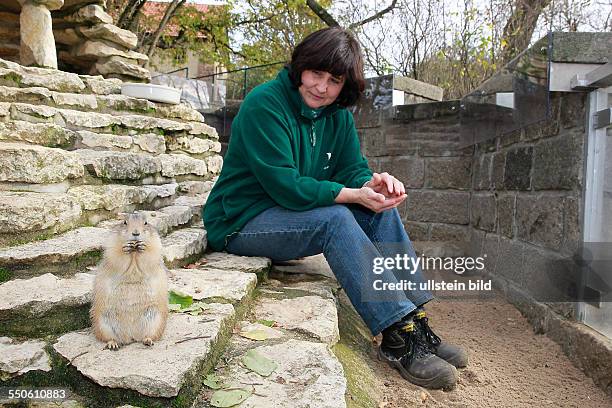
[373,290,612,407]
[275,256,611,407]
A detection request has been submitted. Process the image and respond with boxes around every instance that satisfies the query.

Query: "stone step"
[0,142,219,186]
[0,84,205,122]
[0,142,83,184]
[0,264,257,338]
[0,120,221,156]
[0,191,82,242]
[2,101,217,140]
[76,149,216,182]
[1,264,261,406]
[0,183,183,246]
[192,277,345,408]
[0,211,206,278]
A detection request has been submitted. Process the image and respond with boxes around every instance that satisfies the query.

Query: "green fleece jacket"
[203,67,372,251]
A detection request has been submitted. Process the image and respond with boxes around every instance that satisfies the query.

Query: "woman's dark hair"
[288,27,365,107]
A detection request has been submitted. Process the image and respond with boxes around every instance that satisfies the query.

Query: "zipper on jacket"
[310,121,316,147]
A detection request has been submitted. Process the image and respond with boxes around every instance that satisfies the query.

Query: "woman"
[203,27,467,390]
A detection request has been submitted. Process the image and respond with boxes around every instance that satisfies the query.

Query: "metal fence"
[151,62,286,112]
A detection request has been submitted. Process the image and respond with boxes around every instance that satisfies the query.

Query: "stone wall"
[0,0,149,81]
[353,76,587,320]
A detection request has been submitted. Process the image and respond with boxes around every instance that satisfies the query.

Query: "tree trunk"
[499,0,552,65]
[145,0,187,59]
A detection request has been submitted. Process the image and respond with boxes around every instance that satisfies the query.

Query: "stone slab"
[76,149,161,180]
[173,193,209,216]
[201,252,271,274]
[159,153,208,177]
[0,337,51,378]
[0,120,77,147]
[0,226,110,268]
[255,296,339,345]
[67,183,177,212]
[177,180,214,195]
[161,228,206,264]
[0,142,83,183]
[214,339,347,408]
[53,304,235,398]
[169,268,257,304]
[0,272,93,316]
[0,191,81,234]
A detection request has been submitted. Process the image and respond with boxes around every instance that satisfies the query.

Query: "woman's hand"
[335,186,407,213]
[364,172,405,198]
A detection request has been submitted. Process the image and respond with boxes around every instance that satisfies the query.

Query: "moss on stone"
[0,267,12,283]
[334,291,383,407]
[0,304,91,338]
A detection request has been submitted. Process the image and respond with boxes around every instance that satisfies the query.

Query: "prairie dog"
[90,213,168,350]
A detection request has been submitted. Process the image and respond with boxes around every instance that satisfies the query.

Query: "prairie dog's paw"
[122,243,133,253]
[105,340,120,350]
[135,242,147,252]
[143,338,154,346]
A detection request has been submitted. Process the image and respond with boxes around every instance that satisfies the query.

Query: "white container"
[121,82,182,104]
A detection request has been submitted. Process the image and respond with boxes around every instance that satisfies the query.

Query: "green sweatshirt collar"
[277,67,340,120]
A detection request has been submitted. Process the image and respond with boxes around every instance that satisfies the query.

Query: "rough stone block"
[214,339,347,408]
[472,154,492,190]
[76,149,161,180]
[256,296,339,345]
[504,146,532,190]
[406,191,469,224]
[471,194,496,231]
[494,238,524,287]
[403,221,429,241]
[492,151,505,190]
[497,194,515,238]
[0,337,51,379]
[0,191,81,234]
[0,120,77,147]
[430,223,469,242]
[425,156,471,189]
[0,142,83,183]
[532,131,583,191]
[562,196,581,254]
[53,304,235,398]
[161,228,206,264]
[0,272,92,318]
[159,153,207,177]
[560,91,586,130]
[0,227,111,270]
[169,268,256,304]
[378,156,423,188]
[516,194,564,250]
[201,252,271,275]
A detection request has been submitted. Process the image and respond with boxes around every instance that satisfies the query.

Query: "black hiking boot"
[378,319,458,390]
[412,308,469,369]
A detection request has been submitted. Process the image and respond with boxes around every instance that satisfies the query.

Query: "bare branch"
[348,0,398,29]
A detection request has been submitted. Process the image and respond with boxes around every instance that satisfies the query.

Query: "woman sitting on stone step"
[203,26,467,390]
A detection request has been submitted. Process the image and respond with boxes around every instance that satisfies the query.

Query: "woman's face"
[299,69,345,109]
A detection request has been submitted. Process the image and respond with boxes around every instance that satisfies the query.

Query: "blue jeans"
[226,204,434,335]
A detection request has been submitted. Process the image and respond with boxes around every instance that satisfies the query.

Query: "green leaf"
[168,290,193,309]
[256,319,275,327]
[239,329,270,341]
[182,301,210,315]
[210,388,252,407]
[242,349,278,377]
[203,373,222,390]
